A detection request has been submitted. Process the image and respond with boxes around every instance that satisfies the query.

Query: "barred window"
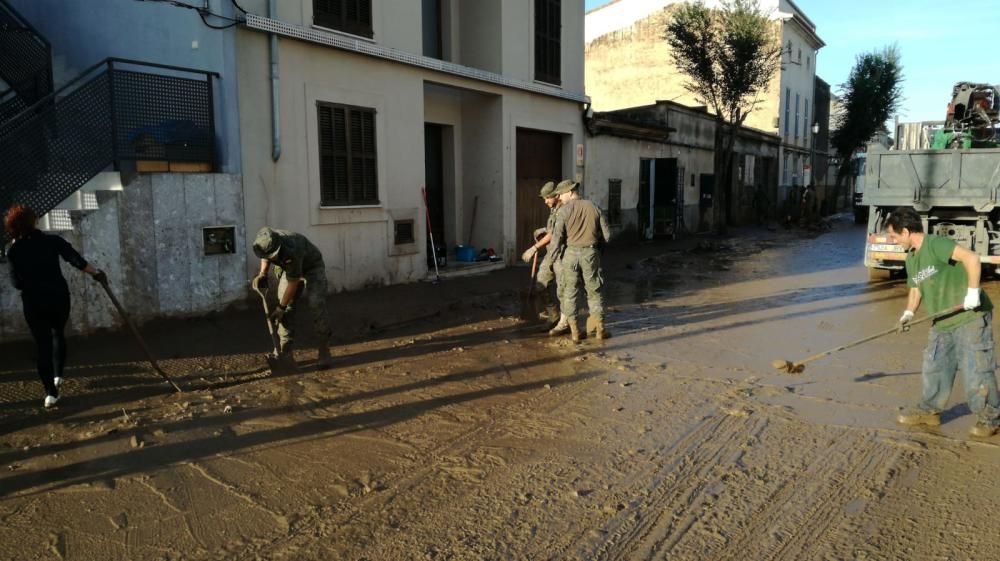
[608,178,622,227]
[314,0,373,39]
[318,102,379,206]
[534,0,561,85]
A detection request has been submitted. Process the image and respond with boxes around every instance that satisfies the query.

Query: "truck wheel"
[867,267,891,282]
[854,208,868,225]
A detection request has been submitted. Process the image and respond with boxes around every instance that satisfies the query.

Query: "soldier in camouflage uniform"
[520,181,562,323]
[252,227,334,366]
[548,179,612,342]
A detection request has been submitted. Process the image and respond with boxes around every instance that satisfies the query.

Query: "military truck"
[863,82,1000,280]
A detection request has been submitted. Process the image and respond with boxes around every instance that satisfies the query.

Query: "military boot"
[569,320,584,343]
[549,315,570,336]
[595,318,610,340]
[896,407,941,427]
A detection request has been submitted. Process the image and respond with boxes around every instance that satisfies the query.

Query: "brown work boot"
[896,407,941,427]
[969,421,998,438]
[549,315,570,336]
[317,346,334,368]
[595,319,610,340]
[569,320,585,343]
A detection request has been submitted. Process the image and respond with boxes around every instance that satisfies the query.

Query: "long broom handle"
[793,304,964,368]
[421,186,441,280]
[98,279,183,393]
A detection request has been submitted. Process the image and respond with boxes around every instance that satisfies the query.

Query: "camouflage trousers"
[560,246,604,321]
[276,271,333,350]
[533,252,562,317]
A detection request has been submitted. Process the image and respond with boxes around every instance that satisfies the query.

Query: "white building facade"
[585,0,823,209]
[236,0,587,290]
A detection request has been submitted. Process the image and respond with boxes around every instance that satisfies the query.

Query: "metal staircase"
[0,0,52,125]
[0,0,219,249]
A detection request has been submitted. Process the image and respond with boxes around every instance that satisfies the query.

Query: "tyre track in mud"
[576,400,919,561]
[585,412,759,561]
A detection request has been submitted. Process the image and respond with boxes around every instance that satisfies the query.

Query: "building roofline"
[591,100,781,145]
[784,0,816,29]
[784,13,825,49]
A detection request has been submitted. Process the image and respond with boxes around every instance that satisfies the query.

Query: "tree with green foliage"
[665,0,782,234]
[831,45,904,210]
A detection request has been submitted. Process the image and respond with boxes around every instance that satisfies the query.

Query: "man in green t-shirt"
[886,207,1000,437]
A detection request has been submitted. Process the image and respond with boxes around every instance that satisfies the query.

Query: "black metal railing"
[0,86,26,123]
[0,0,52,107]
[0,58,218,246]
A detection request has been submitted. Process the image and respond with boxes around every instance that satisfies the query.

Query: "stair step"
[40,209,72,232]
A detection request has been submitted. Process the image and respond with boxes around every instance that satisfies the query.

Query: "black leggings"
[22,292,70,397]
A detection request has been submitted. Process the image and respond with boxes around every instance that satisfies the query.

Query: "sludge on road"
[2,218,999,560]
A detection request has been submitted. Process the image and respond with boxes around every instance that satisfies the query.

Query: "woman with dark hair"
[4,204,105,408]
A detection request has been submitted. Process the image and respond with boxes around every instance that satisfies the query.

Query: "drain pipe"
[269,0,281,161]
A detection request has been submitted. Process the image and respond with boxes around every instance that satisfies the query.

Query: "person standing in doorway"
[549,179,612,342]
[4,204,106,408]
[252,227,334,367]
[888,207,1000,437]
[521,181,562,324]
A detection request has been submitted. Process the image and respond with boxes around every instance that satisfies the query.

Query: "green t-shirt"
[905,235,992,330]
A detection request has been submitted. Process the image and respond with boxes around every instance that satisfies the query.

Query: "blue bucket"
[455,245,477,262]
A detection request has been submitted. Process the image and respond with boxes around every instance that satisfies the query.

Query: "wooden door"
[516,128,562,251]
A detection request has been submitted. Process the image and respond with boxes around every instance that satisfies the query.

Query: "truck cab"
[862,146,1000,281]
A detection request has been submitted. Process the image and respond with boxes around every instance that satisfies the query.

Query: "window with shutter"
[318,102,379,206]
[534,0,561,85]
[314,0,373,39]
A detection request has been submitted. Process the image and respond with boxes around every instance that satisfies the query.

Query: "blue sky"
[584,0,1000,122]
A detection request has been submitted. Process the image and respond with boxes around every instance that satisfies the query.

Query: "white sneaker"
[43,395,58,408]
[54,377,63,387]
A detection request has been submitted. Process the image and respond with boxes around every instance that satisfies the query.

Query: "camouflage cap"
[539,181,556,199]
[252,226,282,260]
[554,179,579,195]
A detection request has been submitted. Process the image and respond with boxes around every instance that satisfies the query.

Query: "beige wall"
[236,28,584,288]
[240,0,585,96]
[459,1,502,73]
[585,5,782,134]
[586,135,714,235]
[584,103,780,234]
[500,0,585,93]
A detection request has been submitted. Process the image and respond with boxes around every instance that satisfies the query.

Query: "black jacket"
[7,229,88,297]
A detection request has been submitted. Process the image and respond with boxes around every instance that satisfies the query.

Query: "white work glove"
[521,246,538,263]
[964,288,981,311]
[897,310,915,333]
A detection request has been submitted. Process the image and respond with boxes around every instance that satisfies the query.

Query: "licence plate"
[870,243,903,252]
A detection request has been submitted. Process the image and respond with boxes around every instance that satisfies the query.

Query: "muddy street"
[3,218,1000,560]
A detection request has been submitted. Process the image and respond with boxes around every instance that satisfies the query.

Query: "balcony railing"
[1,58,218,248]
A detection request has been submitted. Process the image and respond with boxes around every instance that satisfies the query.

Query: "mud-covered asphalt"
[2,216,999,560]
